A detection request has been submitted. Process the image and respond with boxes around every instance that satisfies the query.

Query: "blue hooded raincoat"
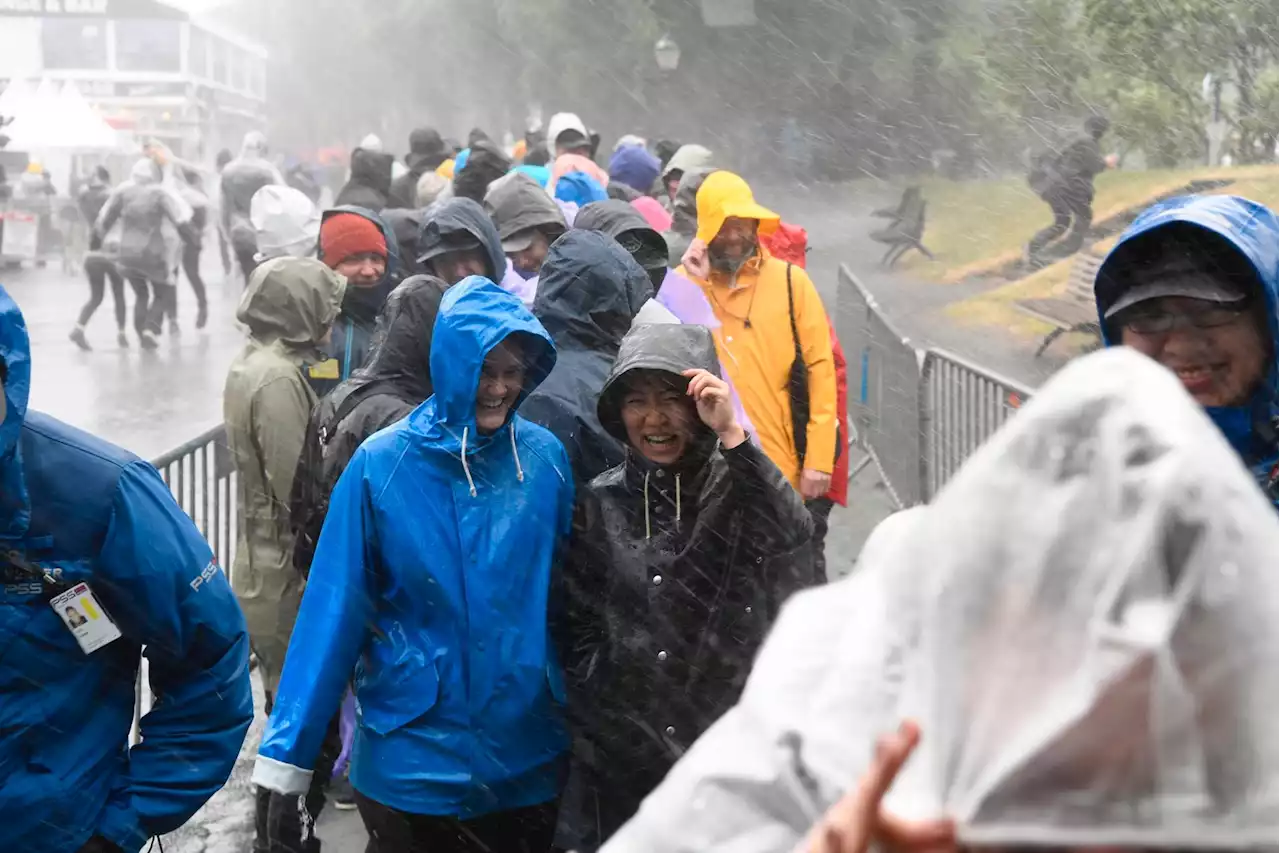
[1095,194,1278,504]
[0,285,253,853]
[254,278,574,818]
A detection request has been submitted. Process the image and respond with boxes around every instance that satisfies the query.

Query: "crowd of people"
[0,109,1275,853]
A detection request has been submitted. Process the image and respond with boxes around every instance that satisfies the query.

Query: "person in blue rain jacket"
[1094,194,1278,504]
[308,204,401,397]
[0,283,253,853]
[253,278,574,851]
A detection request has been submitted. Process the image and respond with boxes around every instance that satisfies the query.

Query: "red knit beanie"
[320,213,387,268]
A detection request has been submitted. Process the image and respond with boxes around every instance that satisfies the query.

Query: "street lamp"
[654,35,681,72]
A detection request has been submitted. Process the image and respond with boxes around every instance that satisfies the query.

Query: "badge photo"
[51,582,122,655]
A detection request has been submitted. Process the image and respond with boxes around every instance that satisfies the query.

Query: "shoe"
[328,774,358,811]
[69,327,91,351]
[117,331,129,348]
[139,331,159,350]
[196,302,208,330]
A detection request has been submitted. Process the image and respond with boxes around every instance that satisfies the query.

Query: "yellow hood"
[694,171,780,245]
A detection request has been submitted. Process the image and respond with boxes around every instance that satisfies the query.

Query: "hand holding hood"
[236,256,346,351]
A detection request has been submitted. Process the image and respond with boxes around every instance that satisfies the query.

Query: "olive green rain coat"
[223,256,346,700]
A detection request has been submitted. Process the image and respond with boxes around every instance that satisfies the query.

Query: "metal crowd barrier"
[836,264,1035,508]
[132,425,237,745]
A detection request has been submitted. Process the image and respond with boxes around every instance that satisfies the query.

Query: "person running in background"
[177,167,211,329]
[222,132,284,284]
[93,159,195,350]
[1026,115,1112,267]
[70,167,132,351]
[215,148,234,277]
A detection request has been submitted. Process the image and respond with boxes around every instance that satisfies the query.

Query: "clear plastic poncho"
[602,347,1279,853]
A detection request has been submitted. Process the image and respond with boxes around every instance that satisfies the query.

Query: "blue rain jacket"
[0,285,253,853]
[1095,194,1278,504]
[254,277,574,817]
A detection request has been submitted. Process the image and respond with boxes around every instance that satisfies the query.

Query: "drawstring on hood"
[412,277,556,497]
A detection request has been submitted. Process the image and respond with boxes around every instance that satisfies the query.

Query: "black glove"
[76,837,123,853]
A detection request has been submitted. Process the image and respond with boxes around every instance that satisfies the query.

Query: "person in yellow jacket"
[677,170,837,503]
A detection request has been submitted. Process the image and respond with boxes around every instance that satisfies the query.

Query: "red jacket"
[762,223,849,506]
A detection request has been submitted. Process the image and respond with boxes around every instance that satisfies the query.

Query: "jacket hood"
[695,170,780,245]
[670,166,716,238]
[573,199,669,270]
[597,323,722,446]
[405,127,447,171]
[484,171,566,243]
[1095,194,1278,480]
[424,277,557,438]
[235,256,347,349]
[251,185,321,260]
[349,148,394,197]
[380,207,425,272]
[609,144,662,193]
[415,197,506,282]
[553,170,608,207]
[533,230,654,352]
[320,205,401,289]
[359,274,449,399]
[662,144,713,180]
[0,285,28,539]
[878,347,1278,847]
[240,130,268,159]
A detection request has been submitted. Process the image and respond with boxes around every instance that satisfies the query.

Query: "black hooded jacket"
[389,128,448,209]
[523,230,653,484]
[380,207,425,276]
[415,196,506,282]
[335,148,395,211]
[558,323,816,849]
[290,274,449,576]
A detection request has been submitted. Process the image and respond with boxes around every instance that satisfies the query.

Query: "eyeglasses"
[1123,303,1250,335]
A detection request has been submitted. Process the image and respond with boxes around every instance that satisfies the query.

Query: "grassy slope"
[940,165,1278,345]
[900,164,1278,282]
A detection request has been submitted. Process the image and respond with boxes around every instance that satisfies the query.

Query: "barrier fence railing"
[132,425,237,745]
[837,263,1035,508]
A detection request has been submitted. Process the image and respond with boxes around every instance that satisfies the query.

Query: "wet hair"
[522,144,551,167]
[216,148,233,169]
[94,165,110,183]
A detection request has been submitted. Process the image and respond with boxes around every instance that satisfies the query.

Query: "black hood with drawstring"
[522,230,653,482]
[557,321,818,851]
[290,274,449,577]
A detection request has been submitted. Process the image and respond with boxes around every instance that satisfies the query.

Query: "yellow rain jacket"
[680,172,837,490]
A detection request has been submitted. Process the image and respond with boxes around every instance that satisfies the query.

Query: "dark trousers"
[1028,191,1093,258]
[181,240,208,315]
[237,246,259,285]
[255,705,345,852]
[356,792,558,853]
[142,280,177,335]
[120,273,156,336]
[78,256,127,330]
[806,497,834,583]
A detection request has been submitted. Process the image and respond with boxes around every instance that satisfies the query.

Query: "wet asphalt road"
[3,181,1022,851]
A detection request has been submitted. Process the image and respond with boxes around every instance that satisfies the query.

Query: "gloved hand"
[76,836,123,853]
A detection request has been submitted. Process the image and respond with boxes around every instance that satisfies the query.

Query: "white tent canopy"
[3,78,123,151]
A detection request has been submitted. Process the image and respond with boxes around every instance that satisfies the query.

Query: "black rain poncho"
[601,347,1279,853]
[522,230,653,483]
[290,274,448,576]
[558,323,816,851]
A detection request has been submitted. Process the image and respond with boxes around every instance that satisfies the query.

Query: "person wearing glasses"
[1094,194,1277,504]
